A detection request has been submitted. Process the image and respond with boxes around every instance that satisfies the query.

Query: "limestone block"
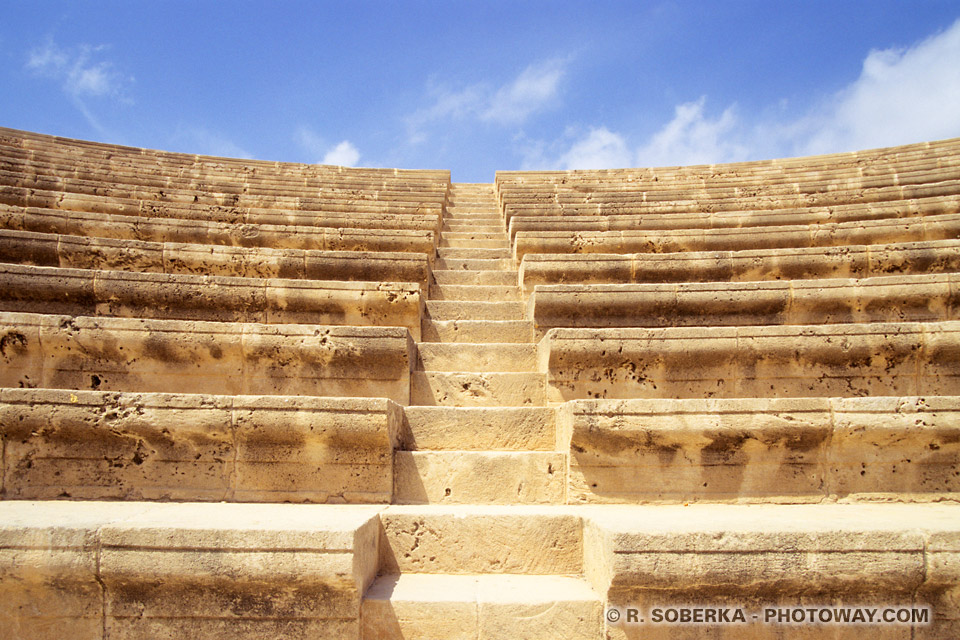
[420,318,534,343]
[0,312,414,402]
[416,342,536,372]
[400,406,554,450]
[378,505,582,574]
[0,389,403,503]
[410,371,546,406]
[393,451,566,504]
[539,322,960,402]
[560,397,960,503]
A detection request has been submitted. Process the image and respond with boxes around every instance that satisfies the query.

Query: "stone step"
[425,300,525,321]
[432,269,517,286]
[0,228,433,289]
[437,246,513,260]
[444,213,501,222]
[0,263,423,339]
[420,319,534,343]
[401,406,555,450]
[416,343,537,373]
[410,371,546,406]
[0,312,414,403]
[428,283,521,302]
[377,505,583,574]
[434,257,514,271]
[438,236,511,249]
[442,223,503,234]
[440,231,508,241]
[540,321,960,402]
[594,502,959,635]
[529,273,960,334]
[0,388,402,503]
[361,574,602,640]
[394,451,566,504]
[0,500,382,638]
[559,396,960,504]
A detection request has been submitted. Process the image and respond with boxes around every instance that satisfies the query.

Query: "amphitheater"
[0,124,958,639]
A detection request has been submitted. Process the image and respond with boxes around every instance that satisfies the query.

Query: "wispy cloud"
[171,126,252,159]
[559,127,632,169]
[481,58,567,124]
[25,37,134,136]
[407,57,570,143]
[539,18,960,170]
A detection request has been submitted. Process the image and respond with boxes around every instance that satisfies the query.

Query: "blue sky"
[3,1,960,182]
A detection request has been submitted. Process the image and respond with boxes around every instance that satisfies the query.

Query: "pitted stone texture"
[378,505,582,575]
[539,322,960,402]
[518,240,960,292]
[410,371,546,407]
[559,397,960,503]
[420,319,534,344]
[0,263,423,338]
[0,228,432,288]
[400,406,555,451]
[0,389,402,503]
[0,312,414,402]
[530,274,959,333]
[393,451,566,504]
[0,501,381,640]
[417,343,536,373]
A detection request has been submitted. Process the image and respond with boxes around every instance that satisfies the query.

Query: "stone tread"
[420,319,534,343]
[417,343,537,373]
[361,574,602,640]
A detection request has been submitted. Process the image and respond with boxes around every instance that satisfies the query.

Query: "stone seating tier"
[0,312,415,403]
[517,240,960,291]
[0,185,445,218]
[513,212,960,258]
[506,194,960,239]
[2,501,957,638]
[0,203,437,252]
[0,229,432,288]
[0,264,423,337]
[528,273,959,334]
[500,182,960,222]
[495,135,960,184]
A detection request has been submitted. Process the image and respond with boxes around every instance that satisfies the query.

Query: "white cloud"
[295,127,361,166]
[482,58,566,124]
[541,18,960,171]
[560,127,632,169]
[635,98,749,166]
[407,57,569,143]
[322,140,361,166]
[800,18,960,155]
[26,39,131,101]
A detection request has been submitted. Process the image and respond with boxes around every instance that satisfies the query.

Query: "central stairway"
[363,183,603,638]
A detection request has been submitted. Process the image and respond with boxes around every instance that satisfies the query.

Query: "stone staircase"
[371,183,599,638]
[1,128,959,639]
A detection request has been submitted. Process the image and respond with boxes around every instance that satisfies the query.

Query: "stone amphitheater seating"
[0,127,958,638]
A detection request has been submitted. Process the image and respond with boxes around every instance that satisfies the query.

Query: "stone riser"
[540,321,960,402]
[0,389,402,503]
[0,312,414,403]
[1,228,432,289]
[417,343,536,373]
[0,184,445,218]
[518,240,960,291]
[513,212,960,258]
[506,195,960,239]
[560,396,960,504]
[425,301,525,322]
[0,203,439,250]
[529,273,959,333]
[429,284,520,302]
[432,270,517,286]
[0,263,423,338]
[420,319,534,343]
